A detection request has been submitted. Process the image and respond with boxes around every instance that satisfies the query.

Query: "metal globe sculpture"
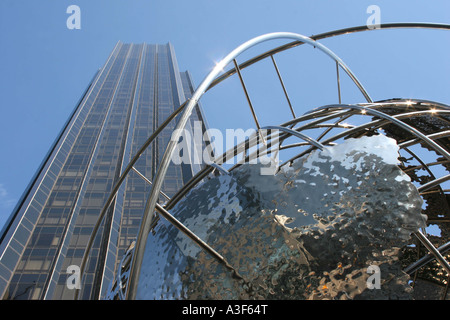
[79,23,450,300]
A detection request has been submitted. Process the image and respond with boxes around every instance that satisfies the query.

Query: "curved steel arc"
[280,104,450,167]
[418,174,450,193]
[209,23,450,91]
[399,130,450,149]
[333,105,450,163]
[126,31,371,300]
[371,98,450,110]
[402,146,447,196]
[404,241,450,275]
[261,125,325,150]
[278,100,448,146]
[414,231,450,275]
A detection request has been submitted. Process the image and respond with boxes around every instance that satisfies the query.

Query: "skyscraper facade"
[0,42,208,300]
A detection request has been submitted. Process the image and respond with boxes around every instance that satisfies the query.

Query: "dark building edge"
[0,70,100,245]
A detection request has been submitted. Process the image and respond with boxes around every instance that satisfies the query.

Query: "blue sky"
[0,0,449,230]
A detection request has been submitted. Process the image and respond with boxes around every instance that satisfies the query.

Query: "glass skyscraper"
[0,42,208,300]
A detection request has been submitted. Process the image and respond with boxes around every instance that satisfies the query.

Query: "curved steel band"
[312,104,450,163]
[279,106,450,167]
[209,23,450,91]
[261,125,324,151]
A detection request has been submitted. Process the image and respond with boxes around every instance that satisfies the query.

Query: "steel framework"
[78,23,450,300]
